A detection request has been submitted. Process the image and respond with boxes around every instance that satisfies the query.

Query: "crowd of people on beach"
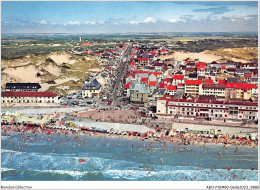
[1,112,258,149]
[2,120,257,181]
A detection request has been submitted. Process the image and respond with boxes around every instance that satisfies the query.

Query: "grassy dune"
[204,47,258,62]
[1,52,101,94]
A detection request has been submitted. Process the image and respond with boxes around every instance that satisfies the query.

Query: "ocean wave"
[1,136,10,140]
[1,167,16,172]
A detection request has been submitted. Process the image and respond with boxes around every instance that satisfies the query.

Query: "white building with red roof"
[1,91,59,107]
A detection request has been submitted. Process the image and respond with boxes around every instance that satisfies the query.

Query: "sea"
[1,132,258,181]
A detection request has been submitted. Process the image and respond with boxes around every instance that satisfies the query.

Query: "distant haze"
[1,1,258,33]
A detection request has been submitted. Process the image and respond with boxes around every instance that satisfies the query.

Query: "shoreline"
[1,122,258,148]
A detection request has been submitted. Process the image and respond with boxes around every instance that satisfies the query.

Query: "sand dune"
[49,53,76,65]
[158,50,250,63]
[158,51,223,63]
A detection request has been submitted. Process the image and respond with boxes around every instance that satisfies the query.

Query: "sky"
[1,1,258,33]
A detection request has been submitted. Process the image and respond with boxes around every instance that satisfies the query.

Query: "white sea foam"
[1,167,16,172]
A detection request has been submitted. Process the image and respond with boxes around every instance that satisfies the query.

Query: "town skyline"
[1,1,258,33]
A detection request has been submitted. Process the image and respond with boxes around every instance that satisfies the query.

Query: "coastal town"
[1,38,258,143]
[1,1,259,185]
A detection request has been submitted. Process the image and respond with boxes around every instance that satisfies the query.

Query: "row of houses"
[156,97,258,121]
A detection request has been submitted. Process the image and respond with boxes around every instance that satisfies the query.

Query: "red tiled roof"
[163,78,173,82]
[196,63,206,67]
[126,73,135,78]
[124,82,133,89]
[138,58,149,61]
[173,75,184,80]
[218,80,226,85]
[160,49,168,52]
[167,85,177,91]
[159,83,167,88]
[83,51,88,54]
[133,71,149,74]
[129,62,135,66]
[141,78,148,83]
[204,79,213,84]
[2,91,58,97]
[226,83,258,90]
[150,72,162,76]
[185,80,202,85]
[221,65,226,69]
[197,66,205,70]
[148,81,157,86]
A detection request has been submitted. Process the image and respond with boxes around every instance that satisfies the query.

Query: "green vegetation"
[47,86,68,96]
[1,45,72,60]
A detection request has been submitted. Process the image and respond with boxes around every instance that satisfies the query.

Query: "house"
[1,91,59,106]
[148,74,157,82]
[185,80,202,96]
[82,79,101,98]
[130,83,148,105]
[163,78,173,85]
[172,75,184,85]
[125,73,135,84]
[148,81,157,94]
[137,58,149,66]
[197,66,206,76]
[124,82,133,97]
[166,85,177,96]
[251,77,258,85]
[133,71,149,79]
[226,68,236,75]
[5,83,41,92]
[225,83,258,100]
[152,62,166,71]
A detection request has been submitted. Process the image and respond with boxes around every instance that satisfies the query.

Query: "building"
[1,91,59,106]
[82,79,101,98]
[184,80,202,96]
[172,75,184,85]
[5,83,41,92]
[166,85,177,96]
[130,83,148,105]
[225,83,258,100]
[199,84,226,97]
[156,98,258,121]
